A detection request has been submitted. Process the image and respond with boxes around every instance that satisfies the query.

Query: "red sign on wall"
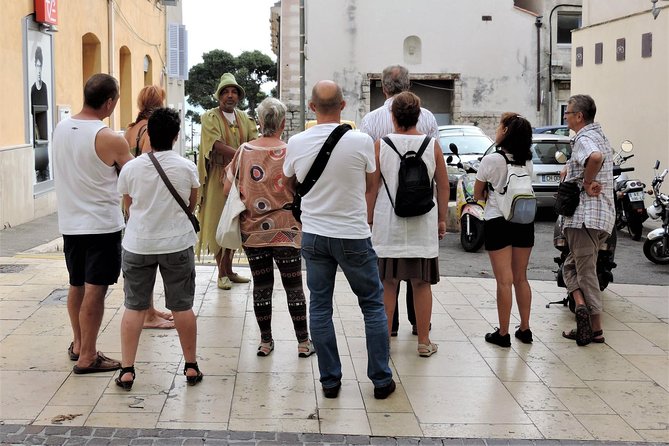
[35,0,58,25]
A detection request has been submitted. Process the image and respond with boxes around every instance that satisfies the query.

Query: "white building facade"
[273,0,582,138]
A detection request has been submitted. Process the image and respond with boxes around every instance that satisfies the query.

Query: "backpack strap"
[379,135,432,209]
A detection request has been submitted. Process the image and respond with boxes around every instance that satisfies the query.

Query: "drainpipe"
[535,16,542,113]
[108,0,115,128]
[299,0,305,131]
[548,4,582,125]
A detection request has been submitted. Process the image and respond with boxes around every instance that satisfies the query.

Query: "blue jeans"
[301,232,392,389]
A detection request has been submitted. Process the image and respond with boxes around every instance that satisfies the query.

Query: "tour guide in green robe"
[196,73,258,290]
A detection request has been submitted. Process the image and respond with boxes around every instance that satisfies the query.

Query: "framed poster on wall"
[25,17,55,192]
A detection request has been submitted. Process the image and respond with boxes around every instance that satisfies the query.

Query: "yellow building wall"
[0,0,166,228]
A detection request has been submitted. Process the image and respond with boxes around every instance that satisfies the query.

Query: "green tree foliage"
[185,49,276,117]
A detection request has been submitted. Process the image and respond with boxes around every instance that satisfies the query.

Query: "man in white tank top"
[52,73,133,374]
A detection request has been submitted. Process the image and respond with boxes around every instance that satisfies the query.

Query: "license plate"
[629,191,644,201]
[542,174,560,183]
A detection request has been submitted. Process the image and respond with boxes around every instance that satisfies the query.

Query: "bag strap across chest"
[296,123,352,198]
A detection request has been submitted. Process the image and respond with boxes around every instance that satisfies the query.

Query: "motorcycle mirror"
[449,143,459,156]
[620,140,634,153]
[555,151,568,164]
[655,160,660,170]
[446,155,453,163]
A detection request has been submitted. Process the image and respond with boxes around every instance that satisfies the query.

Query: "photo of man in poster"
[30,43,51,183]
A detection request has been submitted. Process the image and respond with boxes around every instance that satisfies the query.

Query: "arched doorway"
[119,46,132,129]
[82,33,101,86]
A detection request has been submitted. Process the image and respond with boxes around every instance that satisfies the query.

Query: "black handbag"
[291,124,351,222]
[554,181,581,217]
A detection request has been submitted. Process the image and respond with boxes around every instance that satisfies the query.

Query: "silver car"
[483,134,572,208]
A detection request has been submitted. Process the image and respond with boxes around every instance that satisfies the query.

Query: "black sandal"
[184,362,203,386]
[115,366,135,391]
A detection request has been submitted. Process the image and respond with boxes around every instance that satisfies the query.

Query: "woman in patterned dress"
[223,98,314,358]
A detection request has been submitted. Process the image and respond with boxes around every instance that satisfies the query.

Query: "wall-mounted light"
[651,0,669,19]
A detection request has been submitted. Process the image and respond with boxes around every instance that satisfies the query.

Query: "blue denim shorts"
[122,247,196,312]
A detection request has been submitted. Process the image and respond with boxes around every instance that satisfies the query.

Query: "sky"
[183,0,278,69]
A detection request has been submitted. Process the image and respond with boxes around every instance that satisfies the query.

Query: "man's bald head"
[310,80,344,115]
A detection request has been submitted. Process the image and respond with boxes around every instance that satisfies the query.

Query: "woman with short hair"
[224,97,314,358]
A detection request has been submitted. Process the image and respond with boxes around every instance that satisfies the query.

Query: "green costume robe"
[196,107,258,257]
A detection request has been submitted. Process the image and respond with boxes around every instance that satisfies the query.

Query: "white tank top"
[53,118,125,234]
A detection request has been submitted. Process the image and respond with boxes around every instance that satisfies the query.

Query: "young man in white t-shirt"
[116,108,203,390]
[284,80,395,400]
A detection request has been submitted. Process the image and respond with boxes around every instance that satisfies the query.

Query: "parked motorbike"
[548,216,618,310]
[447,143,485,252]
[547,147,618,309]
[613,140,648,241]
[643,160,669,264]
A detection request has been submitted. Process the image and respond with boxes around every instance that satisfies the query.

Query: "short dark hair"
[496,112,532,164]
[148,107,180,151]
[83,73,119,109]
[568,94,597,123]
[391,91,421,131]
[382,65,410,96]
[35,46,43,65]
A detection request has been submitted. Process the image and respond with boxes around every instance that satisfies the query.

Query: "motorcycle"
[643,160,669,264]
[447,143,485,252]
[613,140,648,241]
[548,147,618,310]
[548,216,618,310]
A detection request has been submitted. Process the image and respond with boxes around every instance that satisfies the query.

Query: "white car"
[483,134,572,208]
[439,125,493,197]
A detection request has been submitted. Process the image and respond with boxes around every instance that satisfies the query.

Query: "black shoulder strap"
[496,149,510,164]
[134,125,148,156]
[297,123,352,197]
[415,135,432,158]
[148,151,192,218]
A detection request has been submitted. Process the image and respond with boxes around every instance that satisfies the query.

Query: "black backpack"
[380,135,435,217]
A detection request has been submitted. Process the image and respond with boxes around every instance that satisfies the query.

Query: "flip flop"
[563,329,605,343]
[143,317,176,329]
[73,352,121,374]
[67,342,79,361]
[575,305,592,346]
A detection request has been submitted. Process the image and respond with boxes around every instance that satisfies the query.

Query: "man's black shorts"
[63,231,122,286]
[484,217,534,251]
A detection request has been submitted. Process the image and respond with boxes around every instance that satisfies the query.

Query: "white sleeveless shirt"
[53,118,125,234]
[372,134,439,259]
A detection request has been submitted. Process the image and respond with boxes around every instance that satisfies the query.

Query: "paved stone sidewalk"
[0,424,660,445]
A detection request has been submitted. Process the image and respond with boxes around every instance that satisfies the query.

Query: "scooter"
[643,160,669,264]
[613,140,648,241]
[448,143,485,252]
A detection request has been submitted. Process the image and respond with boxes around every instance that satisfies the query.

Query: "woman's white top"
[372,134,439,259]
